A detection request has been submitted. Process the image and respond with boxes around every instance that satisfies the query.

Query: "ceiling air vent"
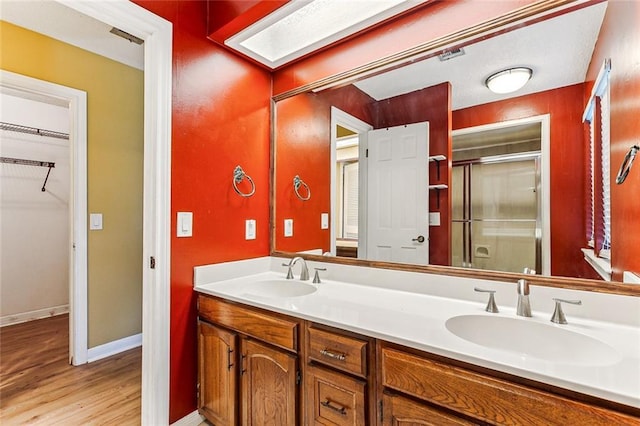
[110,27,144,45]
[438,48,465,62]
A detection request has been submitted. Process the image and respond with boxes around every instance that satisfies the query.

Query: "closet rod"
[0,121,69,140]
[0,157,56,192]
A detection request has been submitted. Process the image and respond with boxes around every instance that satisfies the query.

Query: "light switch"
[321,213,329,230]
[284,219,294,237]
[89,213,103,230]
[177,212,193,237]
[429,212,441,226]
[245,219,256,240]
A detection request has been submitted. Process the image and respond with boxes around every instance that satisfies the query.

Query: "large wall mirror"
[272,0,640,295]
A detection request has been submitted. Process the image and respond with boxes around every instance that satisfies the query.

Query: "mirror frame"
[270,0,640,297]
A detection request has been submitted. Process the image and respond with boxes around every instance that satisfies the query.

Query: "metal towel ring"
[233,165,255,197]
[616,145,639,185]
[293,175,311,201]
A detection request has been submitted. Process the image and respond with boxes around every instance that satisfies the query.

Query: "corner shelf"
[428,155,447,180]
[428,184,448,208]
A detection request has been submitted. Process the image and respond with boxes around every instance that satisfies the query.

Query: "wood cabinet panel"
[241,338,298,425]
[199,295,299,352]
[306,365,366,425]
[198,321,237,426]
[308,326,368,378]
[381,347,639,425]
[382,393,475,426]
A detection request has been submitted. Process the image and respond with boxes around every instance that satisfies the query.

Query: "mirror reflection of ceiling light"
[485,67,533,94]
[225,0,427,69]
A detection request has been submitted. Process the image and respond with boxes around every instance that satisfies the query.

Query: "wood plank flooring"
[0,314,141,425]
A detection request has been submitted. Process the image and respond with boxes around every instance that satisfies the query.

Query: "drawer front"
[308,326,368,377]
[382,393,475,426]
[198,295,298,352]
[306,365,366,426]
[382,347,639,426]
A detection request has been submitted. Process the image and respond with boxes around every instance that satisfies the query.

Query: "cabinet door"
[198,321,237,426]
[241,338,297,426]
[382,393,474,426]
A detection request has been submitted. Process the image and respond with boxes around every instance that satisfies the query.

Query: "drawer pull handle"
[320,348,346,361]
[321,399,347,416]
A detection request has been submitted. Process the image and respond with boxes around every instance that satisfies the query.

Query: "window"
[582,59,611,279]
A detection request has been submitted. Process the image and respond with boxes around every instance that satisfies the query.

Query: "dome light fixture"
[485,67,533,94]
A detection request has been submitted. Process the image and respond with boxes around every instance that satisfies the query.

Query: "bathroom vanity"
[194,257,640,425]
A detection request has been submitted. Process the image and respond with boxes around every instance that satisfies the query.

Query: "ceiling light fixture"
[485,67,532,94]
[225,0,426,69]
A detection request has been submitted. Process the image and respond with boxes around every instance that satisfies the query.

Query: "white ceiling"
[0,0,144,70]
[354,2,607,110]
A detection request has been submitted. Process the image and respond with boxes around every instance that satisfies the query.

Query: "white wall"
[1,93,70,325]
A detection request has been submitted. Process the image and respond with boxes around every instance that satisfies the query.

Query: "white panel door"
[367,122,429,264]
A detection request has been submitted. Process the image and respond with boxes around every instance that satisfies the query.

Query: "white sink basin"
[243,280,317,298]
[445,315,620,365]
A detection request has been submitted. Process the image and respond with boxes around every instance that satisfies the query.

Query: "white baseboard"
[0,304,69,327]
[87,332,142,363]
[170,410,205,426]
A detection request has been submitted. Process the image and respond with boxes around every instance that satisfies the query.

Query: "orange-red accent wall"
[133,1,272,422]
[453,85,601,279]
[586,0,640,281]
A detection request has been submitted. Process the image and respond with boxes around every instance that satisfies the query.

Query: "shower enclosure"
[451,153,542,274]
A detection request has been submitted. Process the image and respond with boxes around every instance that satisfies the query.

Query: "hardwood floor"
[0,314,141,425]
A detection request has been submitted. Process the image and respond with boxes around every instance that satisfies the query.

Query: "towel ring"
[233,165,255,197]
[293,175,311,201]
[616,145,639,185]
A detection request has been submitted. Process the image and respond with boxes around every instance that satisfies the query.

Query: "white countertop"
[194,258,640,409]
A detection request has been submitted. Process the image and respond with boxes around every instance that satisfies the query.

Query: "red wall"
[453,85,601,279]
[372,83,452,265]
[586,0,640,281]
[275,85,375,253]
[133,1,272,422]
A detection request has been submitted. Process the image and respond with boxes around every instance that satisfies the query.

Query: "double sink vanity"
[194,256,640,425]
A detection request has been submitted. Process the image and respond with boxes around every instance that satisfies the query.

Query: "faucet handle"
[551,298,582,324]
[474,287,499,313]
[281,263,294,279]
[313,267,326,284]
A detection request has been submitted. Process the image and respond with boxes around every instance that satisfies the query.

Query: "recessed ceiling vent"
[110,27,144,45]
[438,47,465,62]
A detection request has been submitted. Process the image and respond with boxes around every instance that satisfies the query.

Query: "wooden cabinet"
[380,344,640,426]
[198,321,237,425]
[305,324,374,425]
[197,295,301,426]
[241,338,298,425]
[382,393,475,426]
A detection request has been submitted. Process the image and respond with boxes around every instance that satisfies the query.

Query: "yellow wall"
[0,21,144,347]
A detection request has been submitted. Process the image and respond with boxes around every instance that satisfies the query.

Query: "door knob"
[412,235,425,243]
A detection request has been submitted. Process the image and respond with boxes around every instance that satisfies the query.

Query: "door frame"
[451,114,551,275]
[56,1,172,424]
[330,107,372,257]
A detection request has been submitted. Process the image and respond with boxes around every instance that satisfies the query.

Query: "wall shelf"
[429,155,447,180]
[428,184,448,209]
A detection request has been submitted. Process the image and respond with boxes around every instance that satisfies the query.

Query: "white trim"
[87,333,143,363]
[330,107,373,257]
[452,114,551,275]
[0,70,89,367]
[57,1,173,424]
[0,304,69,327]
[623,271,640,284]
[581,248,612,281]
[170,410,205,426]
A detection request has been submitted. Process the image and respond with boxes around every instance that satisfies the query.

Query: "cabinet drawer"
[308,326,368,377]
[381,347,639,425]
[306,365,366,426]
[382,393,475,426]
[198,295,299,352]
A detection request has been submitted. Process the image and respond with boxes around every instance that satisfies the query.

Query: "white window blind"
[599,84,611,257]
[343,161,359,239]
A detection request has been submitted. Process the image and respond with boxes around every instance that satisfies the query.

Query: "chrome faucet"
[516,268,535,317]
[282,256,310,281]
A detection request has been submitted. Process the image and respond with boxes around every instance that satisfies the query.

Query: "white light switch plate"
[245,219,256,240]
[321,213,329,230]
[89,213,103,230]
[284,219,294,237]
[429,212,441,226]
[177,212,193,237]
